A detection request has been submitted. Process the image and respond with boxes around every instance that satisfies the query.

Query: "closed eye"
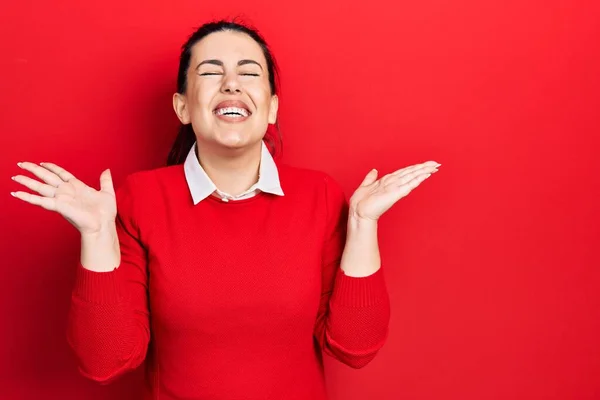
[199,72,259,76]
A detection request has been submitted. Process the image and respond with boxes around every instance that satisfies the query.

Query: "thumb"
[360,168,378,187]
[99,169,115,195]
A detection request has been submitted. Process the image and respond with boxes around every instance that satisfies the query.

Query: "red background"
[1,1,599,399]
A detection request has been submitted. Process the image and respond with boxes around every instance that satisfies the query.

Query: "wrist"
[80,222,120,273]
[348,214,378,232]
[80,220,117,240]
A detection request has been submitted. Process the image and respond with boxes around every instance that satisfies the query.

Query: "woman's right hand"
[11,162,117,236]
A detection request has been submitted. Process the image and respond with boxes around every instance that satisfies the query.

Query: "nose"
[220,73,242,94]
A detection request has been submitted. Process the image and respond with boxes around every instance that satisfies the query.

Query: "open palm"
[349,161,441,221]
[11,162,116,235]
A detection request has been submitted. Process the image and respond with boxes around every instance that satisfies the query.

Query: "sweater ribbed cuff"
[72,262,122,304]
[330,267,388,308]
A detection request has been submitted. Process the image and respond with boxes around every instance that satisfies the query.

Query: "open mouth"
[213,100,252,121]
[214,107,250,118]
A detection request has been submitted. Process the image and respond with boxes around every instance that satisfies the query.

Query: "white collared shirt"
[183,141,285,204]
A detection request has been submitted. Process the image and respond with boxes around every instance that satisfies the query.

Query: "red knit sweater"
[67,162,391,400]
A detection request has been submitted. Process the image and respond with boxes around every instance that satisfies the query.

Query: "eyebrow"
[196,59,263,70]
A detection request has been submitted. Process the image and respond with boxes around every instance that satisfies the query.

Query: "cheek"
[189,80,216,111]
[247,87,273,115]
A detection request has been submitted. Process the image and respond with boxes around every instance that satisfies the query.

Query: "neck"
[195,141,262,196]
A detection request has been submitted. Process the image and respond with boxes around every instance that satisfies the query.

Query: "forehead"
[191,30,267,66]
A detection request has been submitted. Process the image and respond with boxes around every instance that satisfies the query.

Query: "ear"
[173,93,190,124]
[268,94,279,125]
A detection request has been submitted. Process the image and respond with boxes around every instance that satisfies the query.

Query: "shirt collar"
[183,140,284,205]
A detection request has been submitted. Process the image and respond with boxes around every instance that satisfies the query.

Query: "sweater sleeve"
[313,174,391,369]
[66,174,151,383]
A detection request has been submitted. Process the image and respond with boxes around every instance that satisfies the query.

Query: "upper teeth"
[216,107,249,117]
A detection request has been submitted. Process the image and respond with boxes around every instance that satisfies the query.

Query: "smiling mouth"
[214,107,251,118]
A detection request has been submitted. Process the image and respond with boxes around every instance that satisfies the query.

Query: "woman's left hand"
[349,161,441,222]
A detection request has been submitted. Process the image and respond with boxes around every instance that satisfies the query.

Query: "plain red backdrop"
[1,1,599,399]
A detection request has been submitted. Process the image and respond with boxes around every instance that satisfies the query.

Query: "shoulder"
[114,164,184,233]
[117,164,184,193]
[278,163,344,193]
[277,163,347,209]
[115,164,185,211]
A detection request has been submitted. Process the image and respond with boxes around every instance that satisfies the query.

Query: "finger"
[17,162,65,187]
[39,162,77,183]
[12,175,56,198]
[359,169,378,187]
[391,171,432,189]
[10,190,57,211]
[99,169,115,195]
[389,165,438,187]
[392,161,440,177]
[403,172,431,191]
[389,173,431,201]
[391,161,438,177]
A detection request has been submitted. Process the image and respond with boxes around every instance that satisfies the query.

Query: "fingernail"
[11,176,15,180]
[10,192,16,197]
[17,162,22,168]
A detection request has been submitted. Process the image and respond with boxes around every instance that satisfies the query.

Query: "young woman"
[10,20,440,400]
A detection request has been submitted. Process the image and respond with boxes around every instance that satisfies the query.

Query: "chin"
[213,132,253,149]
[214,129,264,149]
